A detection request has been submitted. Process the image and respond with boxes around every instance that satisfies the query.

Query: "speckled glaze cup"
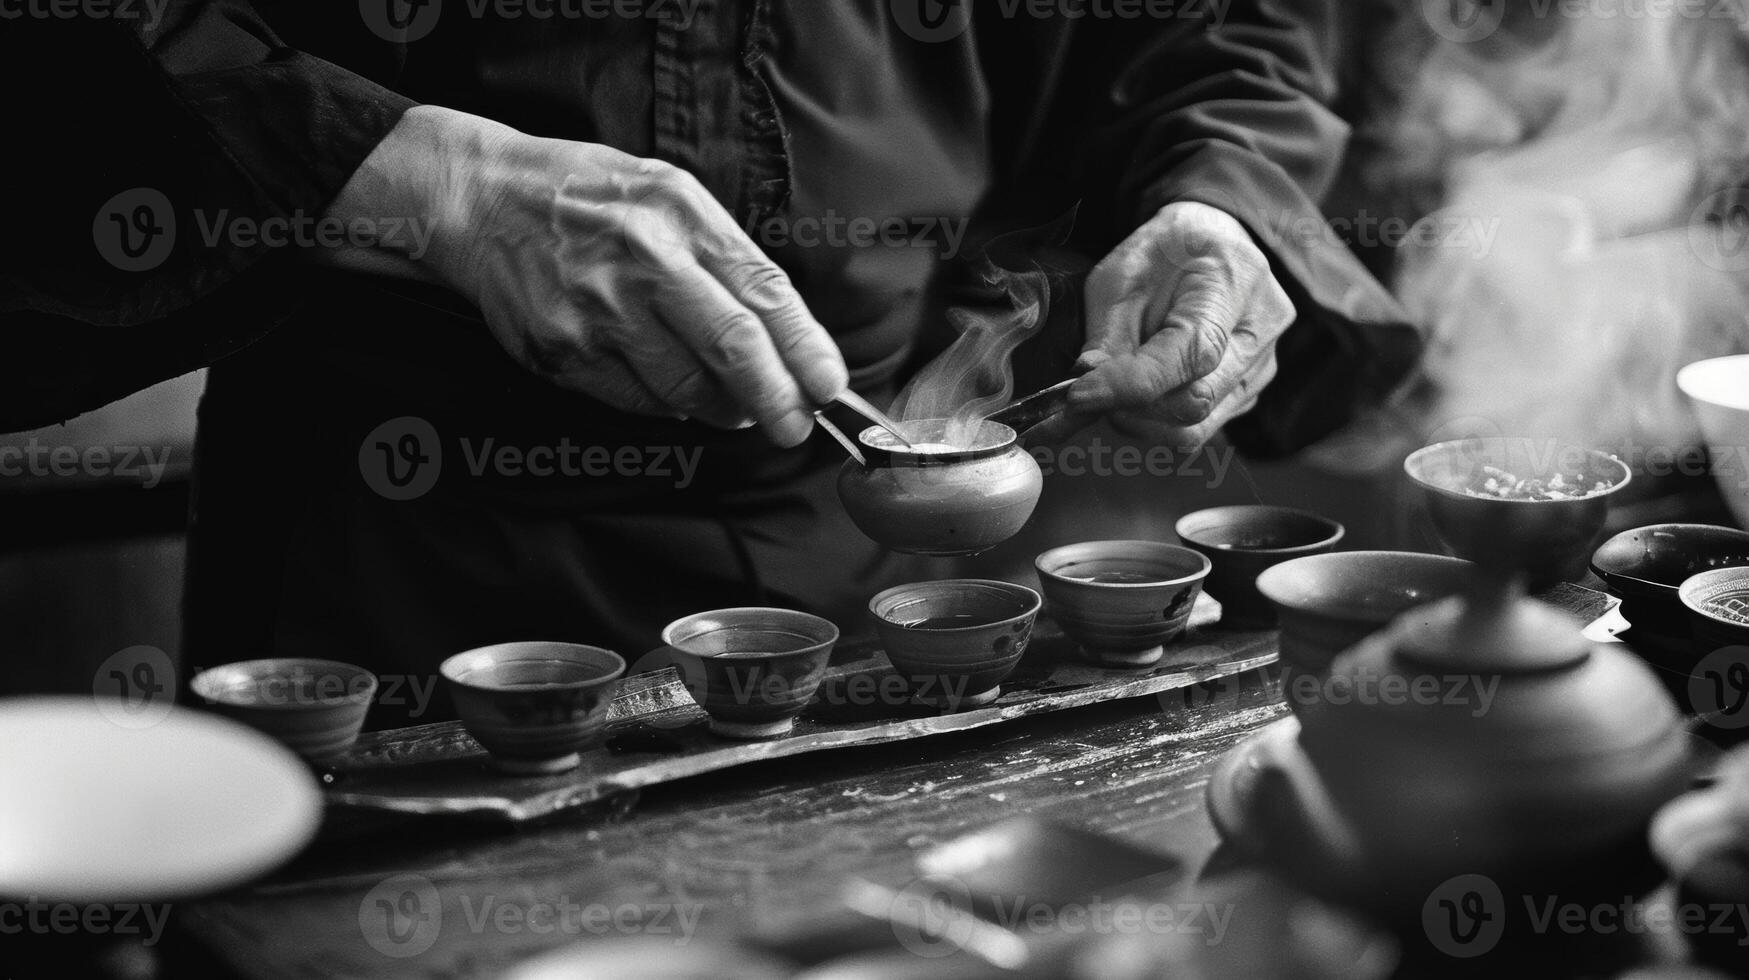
[660,607,838,740]
[440,642,625,775]
[190,658,376,762]
[869,579,1041,709]
[1034,541,1211,668]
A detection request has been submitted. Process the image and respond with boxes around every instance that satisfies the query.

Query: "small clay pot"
[838,420,1042,557]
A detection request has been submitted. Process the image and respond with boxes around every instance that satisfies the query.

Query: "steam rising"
[1377,3,1749,450]
[889,256,1055,449]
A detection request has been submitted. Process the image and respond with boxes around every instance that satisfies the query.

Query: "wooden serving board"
[322,595,1277,823]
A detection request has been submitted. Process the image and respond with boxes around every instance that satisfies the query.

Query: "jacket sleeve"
[1091,0,1422,456]
[0,5,413,430]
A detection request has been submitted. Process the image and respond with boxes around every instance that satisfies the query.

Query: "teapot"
[1265,578,1695,922]
[836,419,1042,557]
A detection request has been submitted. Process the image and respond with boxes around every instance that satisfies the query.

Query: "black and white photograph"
[4,0,1749,976]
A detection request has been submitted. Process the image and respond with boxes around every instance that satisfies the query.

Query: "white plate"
[0,697,322,903]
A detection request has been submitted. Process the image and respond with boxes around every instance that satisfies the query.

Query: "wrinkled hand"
[1035,202,1293,447]
[327,106,847,447]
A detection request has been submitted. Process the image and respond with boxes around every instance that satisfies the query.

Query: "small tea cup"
[190,658,377,762]
[440,642,626,775]
[659,607,839,740]
[1175,506,1345,629]
[869,579,1041,709]
[1034,541,1211,668]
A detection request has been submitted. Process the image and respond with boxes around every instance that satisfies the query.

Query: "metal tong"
[812,390,911,466]
[984,377,1080,436]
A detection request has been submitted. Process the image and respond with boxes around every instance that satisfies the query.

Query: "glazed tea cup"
[440,642,626,775]
[869,579,1041,709]
[1034,541,1211,667]
[190,658,376,762]
[659,607,839,740]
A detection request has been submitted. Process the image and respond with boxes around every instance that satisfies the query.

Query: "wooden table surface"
[175,666,1289,979]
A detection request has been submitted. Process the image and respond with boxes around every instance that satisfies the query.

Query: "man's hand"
[324,106,848,447]
[1042,202,1293,448]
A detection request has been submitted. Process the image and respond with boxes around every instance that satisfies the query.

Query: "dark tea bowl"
[190,658,376,762]
[1255,551,1475,687]
[1175,506,1345,629]
[869,579,1041,709]
[1034,541,1211,668]
[440,642,626,775]
[659,607,839,740]
[1404,437,1630,588]
[1592,524,1749,638]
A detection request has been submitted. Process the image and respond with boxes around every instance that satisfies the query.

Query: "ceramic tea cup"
[1679,567,1749,726]
[190,658,377,762]
[1678,354,1749,530]
[1404,436,1630,588]
[1255,551,1475,686]
[440,642,625,775]
[659,607,839,740]
[869,579,1041,709]
[1174,506,1345,629]
[1034,541,1211,668]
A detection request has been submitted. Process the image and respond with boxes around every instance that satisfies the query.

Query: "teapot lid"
[1393,578,1592,675]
